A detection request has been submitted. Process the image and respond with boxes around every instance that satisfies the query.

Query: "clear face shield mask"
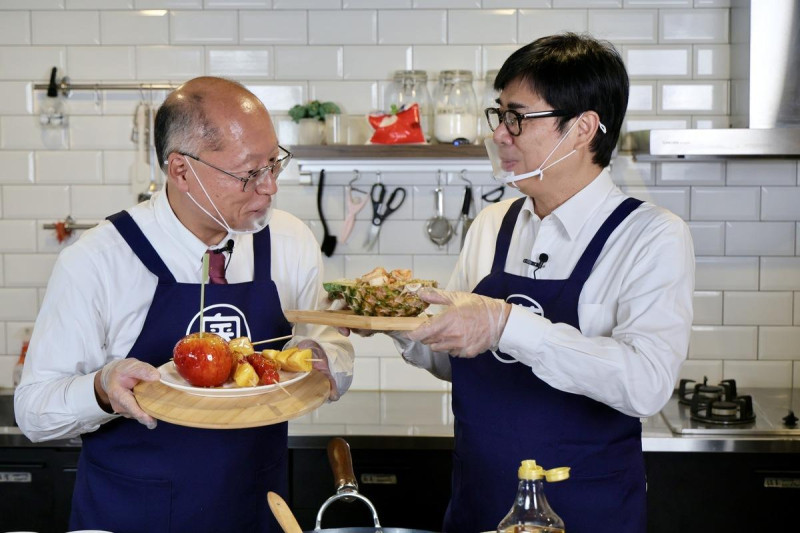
[485,112,606,187]
[184,157,273,235]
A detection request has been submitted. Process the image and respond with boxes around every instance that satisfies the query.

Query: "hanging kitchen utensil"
[138,100,159,202]
[130,101,150,196]
[458,185,473,250]
[481,185,505,204]
[425,172,453,248]
[341,170,369,244]
[456,170,474,250]
[363,176,407,251]
[317,169,337,257]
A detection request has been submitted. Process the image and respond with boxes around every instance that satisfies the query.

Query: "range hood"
[632,0,800,159]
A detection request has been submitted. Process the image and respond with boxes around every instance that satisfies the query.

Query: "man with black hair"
[368,33,694,532]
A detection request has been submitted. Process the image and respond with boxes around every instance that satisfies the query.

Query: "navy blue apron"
[70,211,292,533]
[445,196,646,533]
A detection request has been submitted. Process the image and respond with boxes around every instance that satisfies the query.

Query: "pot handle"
[315,437,381,529]
[328,436,358,493]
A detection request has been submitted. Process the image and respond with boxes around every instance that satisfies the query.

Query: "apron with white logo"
[70,211,292,533]
[445,197,646,533]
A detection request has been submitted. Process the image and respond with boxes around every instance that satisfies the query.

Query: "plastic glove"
[406,288,511,358]
[99,358,161,429]
[296,339,341,401]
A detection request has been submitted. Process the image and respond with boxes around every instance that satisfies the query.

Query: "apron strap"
[568,197,644,285]
[491,197,527,274]
[107,211,176,282]
[252,226,272,282]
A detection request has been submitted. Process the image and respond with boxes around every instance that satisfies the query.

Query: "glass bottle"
[434,70,478,144]
[479,69,500,139]
[386,70,433,141]
[496,460,570,533]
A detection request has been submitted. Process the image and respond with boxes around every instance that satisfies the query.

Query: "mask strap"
[534,112,585,181]
[185,157,234,233]
[537,149,577,181]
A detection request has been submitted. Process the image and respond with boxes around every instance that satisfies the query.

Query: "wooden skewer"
[273,380,292,397]
[251,334,293,346]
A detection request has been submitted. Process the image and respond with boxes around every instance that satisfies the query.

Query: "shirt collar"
[521,168,615,241]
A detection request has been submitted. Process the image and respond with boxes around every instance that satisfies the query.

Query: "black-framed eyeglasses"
[484,107,574,137]
[180,145,293,192]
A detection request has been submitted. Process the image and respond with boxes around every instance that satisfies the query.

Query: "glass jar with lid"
[479,69,500,140]
[385,70,433,141]
[434,70,478,144]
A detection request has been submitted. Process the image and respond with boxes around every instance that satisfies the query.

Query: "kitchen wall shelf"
[289,144,491,174]
[289,144,487,159]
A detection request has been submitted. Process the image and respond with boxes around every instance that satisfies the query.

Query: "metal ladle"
[426,172,453,248]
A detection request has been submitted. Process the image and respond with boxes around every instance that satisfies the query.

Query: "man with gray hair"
[15,76,354,533]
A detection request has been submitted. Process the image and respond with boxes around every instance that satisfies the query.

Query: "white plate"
[158,361,309,398]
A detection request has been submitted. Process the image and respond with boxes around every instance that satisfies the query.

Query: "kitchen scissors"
[364,182,407,250]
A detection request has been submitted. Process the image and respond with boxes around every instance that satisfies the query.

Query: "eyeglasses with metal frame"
[484,107,574,137]
[179,145,293,192]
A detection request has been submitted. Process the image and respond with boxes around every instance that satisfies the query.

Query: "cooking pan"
[271,437,440,533]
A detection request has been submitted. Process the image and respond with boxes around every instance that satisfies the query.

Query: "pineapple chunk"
[276,347,298,367]
[285,348,313,373]
[261,349,281,368]
[262,347,310,372]
[229,336,255,361]
[233,361,259,387]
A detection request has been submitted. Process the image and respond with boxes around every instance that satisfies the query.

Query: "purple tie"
[207,250,228,285]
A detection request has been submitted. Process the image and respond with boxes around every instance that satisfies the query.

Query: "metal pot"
[270,438,439,533]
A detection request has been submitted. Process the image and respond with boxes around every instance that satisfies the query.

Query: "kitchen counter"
[3,388,800,452]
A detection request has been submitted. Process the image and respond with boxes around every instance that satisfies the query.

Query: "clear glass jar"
[434,70,478,144]
[479,69,500,139]
[386,70,433,141]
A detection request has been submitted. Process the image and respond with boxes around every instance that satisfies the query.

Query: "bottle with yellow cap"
[496,459,570,533]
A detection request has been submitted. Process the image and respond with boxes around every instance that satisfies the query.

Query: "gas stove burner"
[679,377,756,425]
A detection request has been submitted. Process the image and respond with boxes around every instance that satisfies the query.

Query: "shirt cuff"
[68,371,118,424]
[498,304,550,363]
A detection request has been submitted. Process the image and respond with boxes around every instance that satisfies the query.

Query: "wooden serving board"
[284,309,428,331]
[133,370,329,429]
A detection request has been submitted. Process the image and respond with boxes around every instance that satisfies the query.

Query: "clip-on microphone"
[523,253,549,279]
[213,239,234,254]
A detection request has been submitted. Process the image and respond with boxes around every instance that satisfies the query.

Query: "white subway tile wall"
[0,2,798,393]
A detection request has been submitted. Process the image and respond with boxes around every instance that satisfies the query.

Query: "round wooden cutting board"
[133,370,330,429]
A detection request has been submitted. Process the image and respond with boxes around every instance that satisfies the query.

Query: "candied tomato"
[245,354,280,385]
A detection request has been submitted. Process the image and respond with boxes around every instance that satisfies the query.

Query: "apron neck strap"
[252,226,272,281]
[108,210,176,282]
[491,197,526,274]
[568,197,643,285]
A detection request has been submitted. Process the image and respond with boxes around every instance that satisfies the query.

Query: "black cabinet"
[0,447,79,533]
[289,437,452,531]
[644,451,800,532]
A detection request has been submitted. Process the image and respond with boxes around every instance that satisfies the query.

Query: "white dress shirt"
[15,190,354,442]
[399,169,694,418]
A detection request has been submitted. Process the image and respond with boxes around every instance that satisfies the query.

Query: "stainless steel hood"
[632,0,800,159]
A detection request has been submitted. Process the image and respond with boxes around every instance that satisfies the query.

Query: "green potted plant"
[290,100,341,145]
